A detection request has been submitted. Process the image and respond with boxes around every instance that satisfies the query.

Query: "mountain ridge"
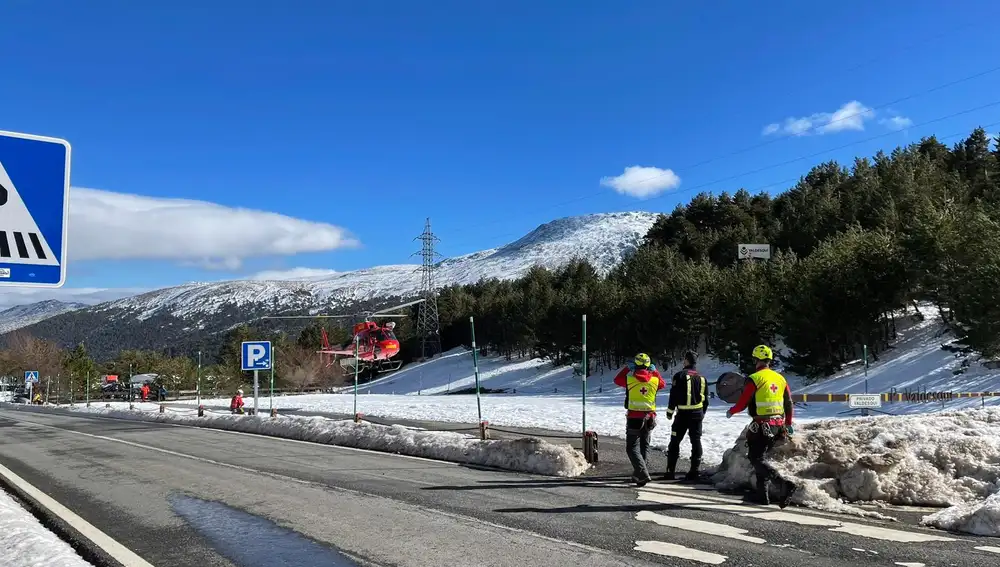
[4,211,661,359]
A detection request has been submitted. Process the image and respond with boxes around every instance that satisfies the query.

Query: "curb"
[0,462,138,567]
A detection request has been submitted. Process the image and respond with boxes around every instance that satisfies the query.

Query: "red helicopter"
[265,298,425,376]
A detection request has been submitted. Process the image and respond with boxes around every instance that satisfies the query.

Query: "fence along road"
[1,405,999,566]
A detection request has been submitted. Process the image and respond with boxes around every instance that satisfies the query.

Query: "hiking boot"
[779,480,798,509]
[756,479,771,505]
[663,471,675,481]
[632,473,650,487]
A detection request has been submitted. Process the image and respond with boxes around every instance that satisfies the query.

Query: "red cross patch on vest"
[639,386,648,396]
[770,383,778,393]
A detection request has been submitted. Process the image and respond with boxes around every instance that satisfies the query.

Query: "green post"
[270,346,275,413]
[863,344,869,394]
[86,371,90,406]
[353,335,360,416]
[197,351,202,406]
[582,313,587,436]
[470,316,483,424]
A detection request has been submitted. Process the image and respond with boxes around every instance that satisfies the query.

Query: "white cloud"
[250,267,339,281]
[67,188,360,269]
[600,166,681,198]
[0,286,145,310]
[880,115,914,131]
[762,100,879,136]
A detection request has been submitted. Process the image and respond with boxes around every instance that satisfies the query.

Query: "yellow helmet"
[634,353,651,367]
[751,344,773,361]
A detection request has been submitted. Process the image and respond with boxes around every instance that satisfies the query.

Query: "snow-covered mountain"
[0,300,88,334]
[10,212,660,358]
[93,211,659,321]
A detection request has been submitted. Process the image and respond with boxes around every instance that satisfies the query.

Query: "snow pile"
[68,406,591,477]
[712,408,1000,531]
[922,491,1000,536]
[0,488,94,567]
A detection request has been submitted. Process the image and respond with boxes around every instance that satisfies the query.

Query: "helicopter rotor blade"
[261,314,357,320]
[371,298,426,317]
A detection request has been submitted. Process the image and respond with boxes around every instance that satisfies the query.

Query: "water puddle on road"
[168,493,362,567]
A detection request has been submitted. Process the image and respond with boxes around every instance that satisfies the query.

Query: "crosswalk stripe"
[636,510,766,544]
[635,484,960,546]
[974,546,1000,554]
[634,541,727,564]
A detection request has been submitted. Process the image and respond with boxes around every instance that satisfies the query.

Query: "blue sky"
[1,0,999,306]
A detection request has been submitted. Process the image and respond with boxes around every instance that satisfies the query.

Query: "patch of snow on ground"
[172,393,750,468]
[0,488,94,567]
[712,408,1000,527]
[65,405,590,477]
[922,491,1000,536]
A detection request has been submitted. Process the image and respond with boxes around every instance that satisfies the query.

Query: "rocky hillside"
[0,300,88,334]
[7,212,659,359]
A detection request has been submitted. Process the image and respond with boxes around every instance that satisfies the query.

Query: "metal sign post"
[581,313,587,436]
[470,316,483,424]
[353,335,360,416]
[253,370,259,414]
[197,350,202,407]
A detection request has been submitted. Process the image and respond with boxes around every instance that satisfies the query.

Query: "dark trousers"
[746,421,787,497]
[625,415,656,479]
[666,411,704,474]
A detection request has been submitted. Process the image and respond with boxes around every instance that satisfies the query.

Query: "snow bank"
[68,406,591,477]
[712,408,1000,532]
[0,488,93,567]
[922,492,1000,536]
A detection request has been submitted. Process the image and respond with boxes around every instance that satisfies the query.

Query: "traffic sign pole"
[254,370,259,416]
[0,130,72,288]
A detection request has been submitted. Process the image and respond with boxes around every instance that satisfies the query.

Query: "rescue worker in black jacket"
[664,350,708,481]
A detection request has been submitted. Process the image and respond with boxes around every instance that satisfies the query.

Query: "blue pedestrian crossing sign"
[0,130,71,288]
[241,341,272,371]
[24,371,39,383]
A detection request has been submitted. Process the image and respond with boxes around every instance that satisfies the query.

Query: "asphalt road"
[1,405,998,567]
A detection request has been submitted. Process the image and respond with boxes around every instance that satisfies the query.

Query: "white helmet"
[237,389,243,395]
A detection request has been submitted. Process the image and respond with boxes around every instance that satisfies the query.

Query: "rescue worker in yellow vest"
[664,350,708,481]
[726,344,798,507]
[613,353,666,486]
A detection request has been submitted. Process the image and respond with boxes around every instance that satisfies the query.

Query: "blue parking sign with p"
[241,341,271,371]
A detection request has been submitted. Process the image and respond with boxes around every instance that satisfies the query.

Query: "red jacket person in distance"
[613,353,666,486]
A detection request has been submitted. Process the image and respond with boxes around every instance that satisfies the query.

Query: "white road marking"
[2,415,631,563]
[638,484,962,546]
[740,510,957,542]
[0,462,155,567]
[637,490,753,513]
[895,562,926,566]
[975,546,1000,554]
[634,540,727,564]
[636,510,766,544]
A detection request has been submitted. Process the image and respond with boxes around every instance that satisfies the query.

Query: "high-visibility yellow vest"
[676,370,707,410]
[626,373,660,411]
[749,367,786,416]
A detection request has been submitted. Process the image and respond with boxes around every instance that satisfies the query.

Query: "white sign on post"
[848,393,882,409]
[738,243,771,260]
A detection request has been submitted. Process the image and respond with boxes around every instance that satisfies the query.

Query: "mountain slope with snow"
[97,211,658,321]
[0,300,88,334]
[9,212,660,358]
